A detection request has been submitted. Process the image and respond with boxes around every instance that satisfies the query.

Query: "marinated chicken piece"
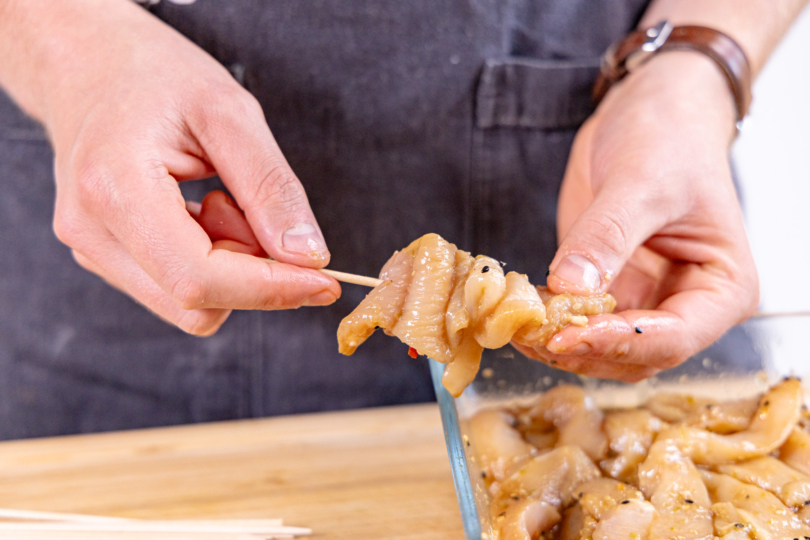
[493,446,601,520]
[337,233,617,397]
[644,394,758,434]
[468,409,533,484]
[717,456,810,508]
[701,470,810,539]
[779,428,810,476]
[576,478,645,519]
[464,256,507,322]
[390,234,457,363]
[638,441,713,540]
[558,504,589,540]
[522,385,608,461]
[336,246,415,355]
[653,378,802,466]
[592,498,656,540]
[710,502,755,539]
[445,250,476,349]
[441,332,485,398]
[499,500,561,540]
[601,409,663,485]
[522,431,558,452]
[560,479,647,540]
[513,288,616,346]
[474,272,545,349]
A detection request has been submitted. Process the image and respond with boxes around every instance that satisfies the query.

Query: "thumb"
[548,189,668,295]
[188,89,330,268]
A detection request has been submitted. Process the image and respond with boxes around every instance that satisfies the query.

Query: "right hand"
[2,0,340,335]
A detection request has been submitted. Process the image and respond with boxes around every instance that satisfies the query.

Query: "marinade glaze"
[337,234,616,396]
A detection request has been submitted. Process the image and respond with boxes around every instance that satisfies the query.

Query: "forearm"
[641,0,809,76]
[0,0,158,129]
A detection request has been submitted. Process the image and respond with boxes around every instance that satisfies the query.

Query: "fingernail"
[553,255,601,291]
[185,200,202,217]
[549,342,591,356]
[283,223,329,260]
[302,290,337,307]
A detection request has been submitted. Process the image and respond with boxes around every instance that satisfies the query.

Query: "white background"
[732,6,810,374]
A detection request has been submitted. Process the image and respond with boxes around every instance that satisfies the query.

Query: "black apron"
[0,0,758,440]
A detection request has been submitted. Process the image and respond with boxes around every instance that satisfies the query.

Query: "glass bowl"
[429,316,810,540]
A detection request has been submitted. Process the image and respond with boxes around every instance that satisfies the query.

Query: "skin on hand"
[2,0,341,335]
[516,52,759,382]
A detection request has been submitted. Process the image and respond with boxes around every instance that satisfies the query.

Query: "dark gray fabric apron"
[0,0,758,440]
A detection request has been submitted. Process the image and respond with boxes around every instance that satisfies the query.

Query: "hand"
[515,52,759,381]
[7,0,340,335]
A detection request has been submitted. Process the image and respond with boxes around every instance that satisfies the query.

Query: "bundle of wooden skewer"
[0,507,311,539]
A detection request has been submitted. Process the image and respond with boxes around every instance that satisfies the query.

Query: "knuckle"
[53,208,82,247]
[578,210,630,261]
[249,161,307,212]
[74,160,115,210]
[169,271,208,310]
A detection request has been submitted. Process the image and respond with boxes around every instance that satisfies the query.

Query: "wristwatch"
[593,21,752,125]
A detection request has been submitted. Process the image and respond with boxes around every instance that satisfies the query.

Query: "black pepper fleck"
[734,523,744,528]
[512,496,520,501]
[498,512,506,518]
[804,500,810,506]
[764,400,770,406]
[634,326,643,334]
[550,360,557,365]
[706,404,714,409]
[620,500,630,505]
[481,472,487,479]
[481,266,490,273]
[685,499,694,504]
[466,440,470,447]
[578,492,583,499]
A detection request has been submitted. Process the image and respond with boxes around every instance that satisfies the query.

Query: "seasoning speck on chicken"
[336,234,616,396]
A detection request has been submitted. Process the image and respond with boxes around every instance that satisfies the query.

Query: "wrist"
[603,51,738,143]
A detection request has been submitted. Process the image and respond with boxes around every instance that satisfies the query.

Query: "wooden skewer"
[0,508,131,523]
[264,259,382,288]
[319,269,382,288]
[751,311,810,318]
[0,521,311,535]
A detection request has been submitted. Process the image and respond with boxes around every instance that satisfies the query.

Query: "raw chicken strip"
[779,428,810,476]
[702,470,810,539]
[717,456,810,508]
[638,440,713,540]
[494,446,600,539]
[520,385,608,461]
[391,234,457,363]
[601,409,663,485]
[337,246,415,355]
[468,409,533,484]
[337,234,616,396]
[644,393,758,434]
[653,378,802,466]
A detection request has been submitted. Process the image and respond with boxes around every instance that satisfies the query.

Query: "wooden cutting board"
[0,404,464,540]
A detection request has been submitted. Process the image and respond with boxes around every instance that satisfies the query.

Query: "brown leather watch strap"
[593,22,752,122]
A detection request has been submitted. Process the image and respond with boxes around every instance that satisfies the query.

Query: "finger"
[92,160,340,311]
[71,245,231,337]
[195,190,266,256]
[512,342,659,383]
[539,272,756,371]
[548,181,673,296]
[186,88,330,268]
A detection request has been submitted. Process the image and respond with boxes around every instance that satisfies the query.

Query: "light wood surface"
[0,404,464,540]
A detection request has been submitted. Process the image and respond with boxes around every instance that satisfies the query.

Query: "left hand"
[514,51,759,382]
